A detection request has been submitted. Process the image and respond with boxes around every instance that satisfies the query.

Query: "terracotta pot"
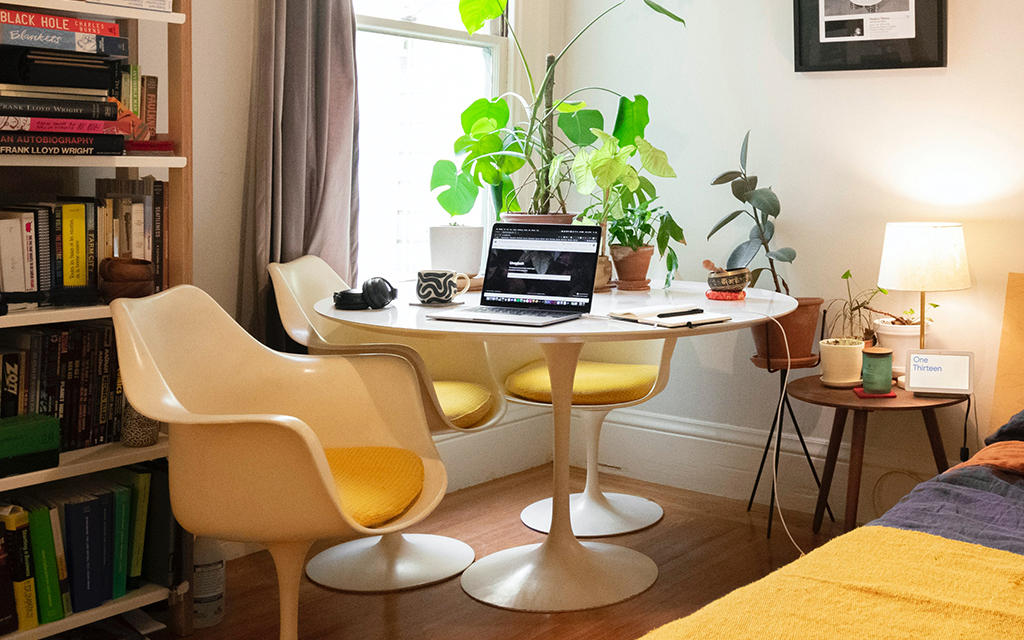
[750,296,824,369]
[500,212,579,225]
[610,245,654,291]
[594,255,613,292]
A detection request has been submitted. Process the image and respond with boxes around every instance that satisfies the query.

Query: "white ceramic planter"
[819,339,865,388]
[429,225,484,277]
[874,318,932,375]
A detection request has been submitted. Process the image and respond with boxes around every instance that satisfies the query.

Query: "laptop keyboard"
[466,306,576,318]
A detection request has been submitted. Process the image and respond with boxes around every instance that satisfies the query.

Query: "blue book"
[0,26,128,59]
[61,491,105,612]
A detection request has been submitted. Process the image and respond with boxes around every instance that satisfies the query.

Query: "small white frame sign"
[905,350,974,396]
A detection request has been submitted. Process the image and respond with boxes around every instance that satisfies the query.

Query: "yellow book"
[61,203,87,287]
[0,504,38,631]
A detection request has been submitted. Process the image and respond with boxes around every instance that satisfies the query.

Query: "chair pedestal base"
[305,532,474,592]
[520,492,664,537]
[460,536,657,612]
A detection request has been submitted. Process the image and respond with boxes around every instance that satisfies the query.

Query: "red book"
[0,9,118,37]
[0,116,107,134]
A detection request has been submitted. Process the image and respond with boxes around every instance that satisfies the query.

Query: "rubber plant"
[708,131,795,294]
[431,0,685,219]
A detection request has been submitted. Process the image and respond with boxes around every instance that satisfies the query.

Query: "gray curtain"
[238,0,360,340]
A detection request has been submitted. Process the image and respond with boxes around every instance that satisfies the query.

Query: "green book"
[84,479,130,599]
[0,413,60,458]
[99,468,150,585]
[17,496,63,623]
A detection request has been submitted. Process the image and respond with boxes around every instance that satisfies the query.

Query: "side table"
[786,376,967,533]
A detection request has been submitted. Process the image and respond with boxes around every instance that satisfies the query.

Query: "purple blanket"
[867,465,1024,556]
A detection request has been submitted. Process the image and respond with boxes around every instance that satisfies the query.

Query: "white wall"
[561,0,1024,519]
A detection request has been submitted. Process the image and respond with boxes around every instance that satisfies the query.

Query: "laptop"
[427,223,601,327]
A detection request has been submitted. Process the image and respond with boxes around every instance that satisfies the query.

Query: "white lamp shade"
[877,222,971,292]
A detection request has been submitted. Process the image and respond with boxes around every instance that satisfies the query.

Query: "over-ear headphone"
[333,277,398,310]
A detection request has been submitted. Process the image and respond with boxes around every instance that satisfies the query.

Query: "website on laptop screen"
[482,224,600,311]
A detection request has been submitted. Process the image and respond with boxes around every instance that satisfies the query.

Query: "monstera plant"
[430,0,685,220]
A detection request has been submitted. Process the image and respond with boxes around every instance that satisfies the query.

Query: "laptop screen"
[481,223,601,313]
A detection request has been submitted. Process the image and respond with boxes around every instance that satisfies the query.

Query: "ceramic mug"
[417,269,471,304]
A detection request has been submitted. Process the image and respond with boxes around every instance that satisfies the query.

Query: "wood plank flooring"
[155,465,843,640]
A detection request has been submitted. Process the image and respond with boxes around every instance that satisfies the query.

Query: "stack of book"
[0,461,181,633]
[0,6,168,156]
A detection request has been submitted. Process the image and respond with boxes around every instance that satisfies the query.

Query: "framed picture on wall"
[794,0,947,72]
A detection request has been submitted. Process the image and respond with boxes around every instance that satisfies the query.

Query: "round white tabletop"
[314,282,797,612]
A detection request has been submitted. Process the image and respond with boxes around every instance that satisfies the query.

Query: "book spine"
[17,349,27,415]
[39,330,59,419]
[35,207,51,295]
[95,492,114,602]
[110,338,122,442]
[65,327,83,450]
[56,328,70,451]
[130,64,139,116]
[0,219,25,293]
[76,328,94,447]
[21,213,36,292]
[0,117,107,133]
[141,75,157,139]
[2,509,38,631]
[0,97,118,120]
[0,25,128,59]
[27,332,41,414]
[0,10,119,37]
[85,201,97,289]
[130,202,144,259]
[109,486,129,599]
[25,505,63,623]
[61,203,86,287]
[96,324,112,443]
[1,351,21,418]
[47,506,72,615]
[153,181,163,292]
[0,132,124,156]
[63,498,102,612]
[0,519,19,634]
[0,48,119,93]
[51,204,63,291]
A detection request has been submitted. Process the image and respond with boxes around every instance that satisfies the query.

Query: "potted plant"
[430,0,685,225]
[709,131,822,367]
[606,199,685,290]
[820,271,886,388]
[873,305,936,375]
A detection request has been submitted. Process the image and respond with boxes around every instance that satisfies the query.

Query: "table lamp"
[877,222,971,349]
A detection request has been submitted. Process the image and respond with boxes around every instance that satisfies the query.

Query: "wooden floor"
[157,466,843,640]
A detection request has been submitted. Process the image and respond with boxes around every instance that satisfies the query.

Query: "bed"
[638,274,1024,639]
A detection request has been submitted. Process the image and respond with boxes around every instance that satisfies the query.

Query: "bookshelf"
[0,0,194,637]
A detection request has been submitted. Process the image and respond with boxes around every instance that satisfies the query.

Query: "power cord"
[960,395,973,462]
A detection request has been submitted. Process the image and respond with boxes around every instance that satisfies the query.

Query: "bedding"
[637,444,1024,639]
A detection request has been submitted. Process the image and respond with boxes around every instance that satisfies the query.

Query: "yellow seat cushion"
[434,380,494,429]
[322,446,424,528]
[505,360,659,405]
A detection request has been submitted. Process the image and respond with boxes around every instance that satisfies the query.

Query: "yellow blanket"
[639,527,1024,640]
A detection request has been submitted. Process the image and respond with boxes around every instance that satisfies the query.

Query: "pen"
[658,308,703,318]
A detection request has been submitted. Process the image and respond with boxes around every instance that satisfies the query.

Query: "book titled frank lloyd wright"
[0,132,124,155]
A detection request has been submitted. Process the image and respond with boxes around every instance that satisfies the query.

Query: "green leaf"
[548,153,565,186]
[842,270,852,280]
[731,176,755,202]
[707,210,744,240]
[460,98,509,135]
[612,95,650,154]
[767,247,796,263]
[643,0,686,24]
[635,137,676,178]
[746,188,781,217]
[431,160,479,216]
[592,129,620,150]
[572,149,597,195]
[557,109,604,146]
[460,133,504,185]
[726,239,761,270]
[470,117,499,137]
[621,165,641,192]
[750,220,774,243]
[712,170,743,185]
[454,134,475,155]
[556,100,587,114]
[664,248,679,288]
[662,214,686,245]
[591,148,630,190]
[929,303,940,309]
[459,0,507,34]
[740,130,750,172]
[638,176,657,199]
[493,175,519,214]
[496,129,526,174]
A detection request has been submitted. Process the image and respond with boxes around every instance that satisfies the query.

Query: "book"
[0,131,125,155]
[141,75,156,139]
[102,467,150,587]
[0,218,25,294]
[34,491,72,615]
[0,25,129,59]
[0,209,38,304]
[17,496,64,623]
[0,518,16,633]
[0,96,117,119]
[0,116,113,133]
[609,305,732,328]
[152,180,163,291]
[60,202,87,287]
[0,414,59,477]
[0,9,119,37]
[141,460,176,588]
[84,478,130,599]
[129,64,139,117]
[0,49,121,93]
[59,489,105,612]
[87,0,174,13]
[0,504,38,631]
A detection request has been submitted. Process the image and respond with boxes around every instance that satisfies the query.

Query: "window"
[354,4,506,283]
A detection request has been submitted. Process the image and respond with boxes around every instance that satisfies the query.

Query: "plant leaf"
[712,170,743,185]
[842,269,852,279]
[460,133,504,185]
[572,149,597,195]
[643,0,686,24]
[707,210,745,240]
[767,247,796,263]
[749,267,766,288]
[592,128,619,150]
[431,160,479,216]
[746,188,780,217]
[591,148,630,190]
[638,176,657,199]
[556,100,587,114]
[494,175,519,214]
[460,98,509,135]
[548,153,565,186]
[470,117,499,137]
[726,238,761,270]
[731,177,755,202]
[740,130,750,172]
[557,109,604,146]
[750,220,774,243]
[621,165,641,192]
[662,213,686,245]
[635,137,676,178]
[459,0,507,34]
[612,95,650,154]
[495,129,526,174]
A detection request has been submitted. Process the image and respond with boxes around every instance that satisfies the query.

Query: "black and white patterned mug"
[416,269,471,304]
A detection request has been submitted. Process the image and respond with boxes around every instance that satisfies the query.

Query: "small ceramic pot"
[708,268,751,292]
[121,402,161,447]
[819,338,865,388]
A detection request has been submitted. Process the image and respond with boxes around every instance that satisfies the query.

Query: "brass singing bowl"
[707,268,751,292]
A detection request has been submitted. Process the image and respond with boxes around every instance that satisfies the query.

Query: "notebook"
[427,223,601,327]
[609,305,731,328]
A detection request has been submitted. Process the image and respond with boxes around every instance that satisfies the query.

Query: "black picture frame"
[794,0,947,72]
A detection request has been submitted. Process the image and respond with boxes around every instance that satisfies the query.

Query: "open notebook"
[609,305,731,328]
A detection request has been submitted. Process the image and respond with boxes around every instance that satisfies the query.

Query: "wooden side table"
[786,376,967,533]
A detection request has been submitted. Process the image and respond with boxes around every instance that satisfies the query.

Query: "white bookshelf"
[0,435,168,493]
[0,156,188,169]
[0,305,111,329]
[2,584,170,640]
[6,0,186,24]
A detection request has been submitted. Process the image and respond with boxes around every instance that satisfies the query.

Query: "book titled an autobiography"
[0,131,124,156]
